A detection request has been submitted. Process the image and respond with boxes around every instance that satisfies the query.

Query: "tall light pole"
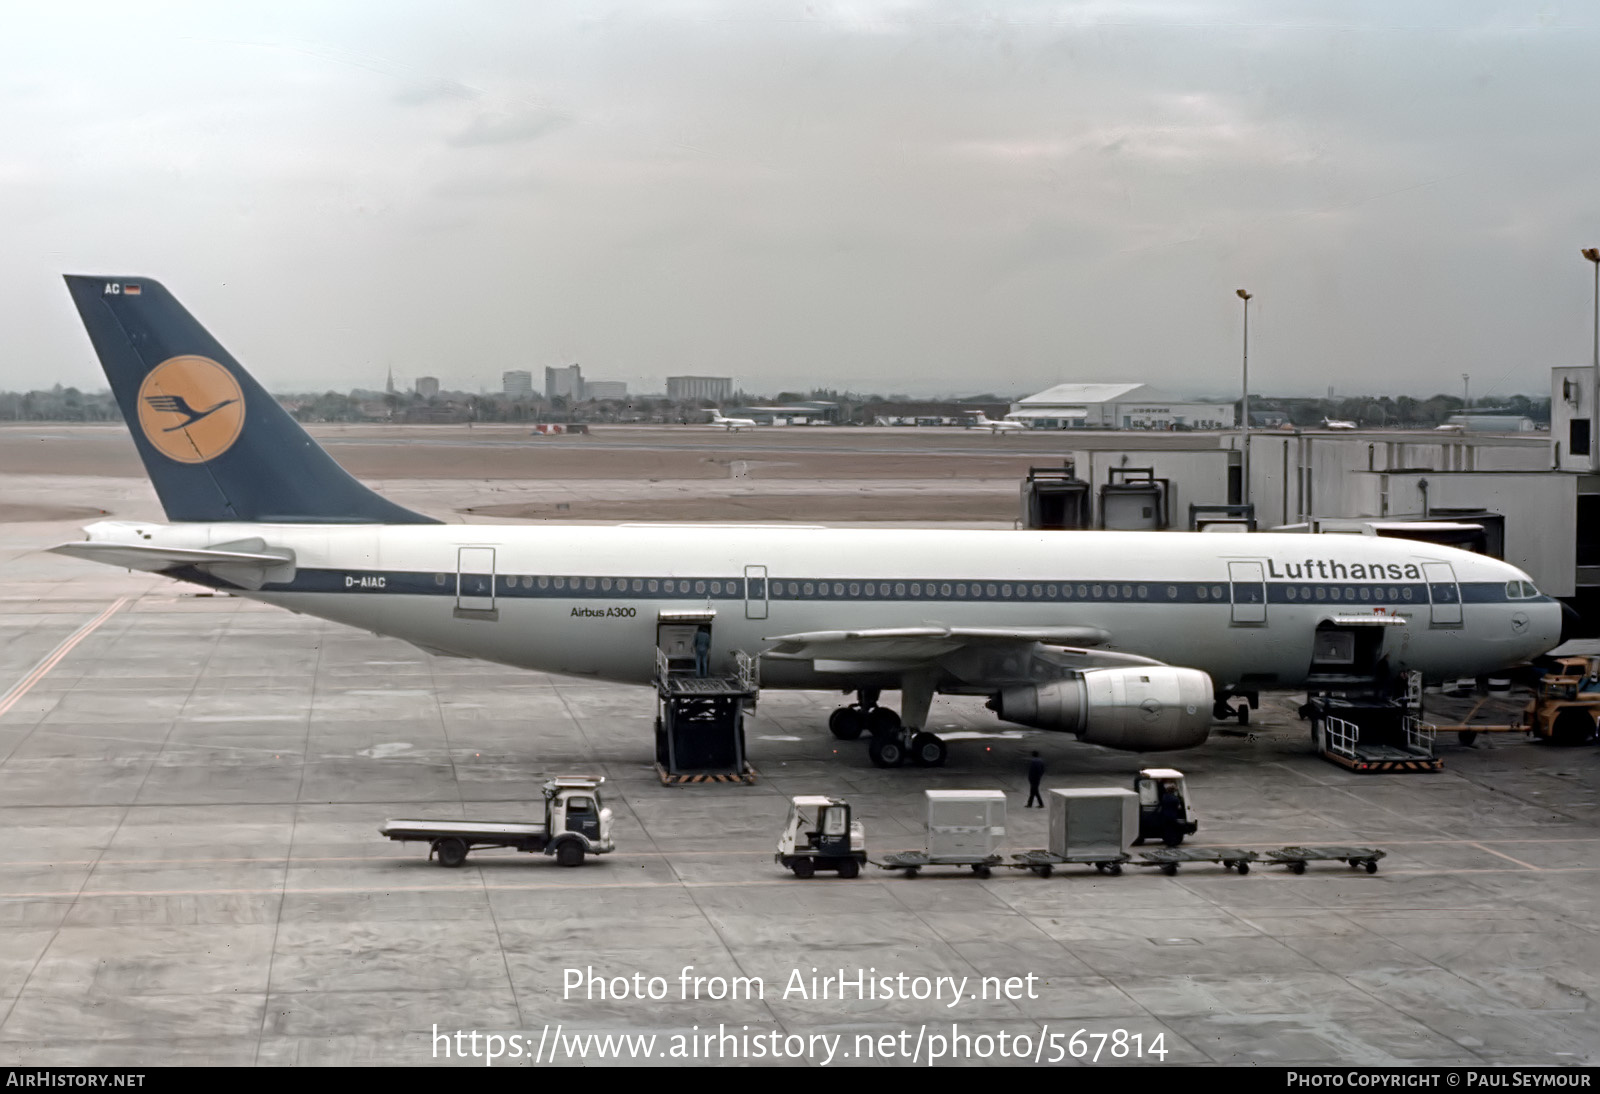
[1236,289,1252,508]
[1461,373,1470,412]
[1585,249,1600,471]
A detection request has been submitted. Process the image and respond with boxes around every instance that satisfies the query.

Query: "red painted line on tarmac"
[0,597,129,719]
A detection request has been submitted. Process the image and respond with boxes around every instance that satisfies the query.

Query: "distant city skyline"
[8,4,1600,402]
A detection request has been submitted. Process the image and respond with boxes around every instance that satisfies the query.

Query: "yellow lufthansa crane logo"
[136,356,245,463]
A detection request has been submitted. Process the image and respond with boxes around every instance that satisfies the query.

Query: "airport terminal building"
[1008,382,1236,430]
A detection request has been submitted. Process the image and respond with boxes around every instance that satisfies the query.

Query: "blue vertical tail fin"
[63,276,438,524]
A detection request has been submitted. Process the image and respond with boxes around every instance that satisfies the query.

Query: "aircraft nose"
[1559,600,1583,645]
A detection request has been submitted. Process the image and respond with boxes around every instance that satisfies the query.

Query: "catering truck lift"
[380,776,614,867]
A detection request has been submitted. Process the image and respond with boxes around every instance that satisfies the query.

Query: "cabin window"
[1197,586,1207,600]
[695,581,707,594]
[941,583,952,596]
[584,578,597,591]
[1287,587,1297,600]
[1401,587,1414,600]
[434,573,447,586]
[1048,584,1059,598]
[1167,585,1178,599]
[956,584,967,596]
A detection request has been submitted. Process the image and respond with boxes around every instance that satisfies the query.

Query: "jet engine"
[987,666,1214,752]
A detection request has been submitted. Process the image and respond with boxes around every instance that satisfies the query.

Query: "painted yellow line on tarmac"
[0,597,129,719]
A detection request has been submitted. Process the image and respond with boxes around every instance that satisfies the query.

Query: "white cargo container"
[1048,788,1137,860]
[926,790,1007,860]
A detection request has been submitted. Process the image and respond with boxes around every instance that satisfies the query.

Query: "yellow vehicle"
[1524,657,1600,746]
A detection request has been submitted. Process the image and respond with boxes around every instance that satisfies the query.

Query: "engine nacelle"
[987,666,1214,752]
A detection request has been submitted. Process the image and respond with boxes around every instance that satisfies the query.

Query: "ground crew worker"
[1157,782,1184,845]
[1025,751,1045,808]
[693,627,711,677]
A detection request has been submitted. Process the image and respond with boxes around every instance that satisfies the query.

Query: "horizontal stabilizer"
[49,539,295,590]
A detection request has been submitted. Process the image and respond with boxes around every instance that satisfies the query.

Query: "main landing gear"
[829,688,948,768]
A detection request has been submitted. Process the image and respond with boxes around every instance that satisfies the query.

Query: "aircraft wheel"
[1290,860,1306,875]
[1364,859,1378,874]
[869,736,906,768]
[1161,863,1178,876]
[1237,705,1249,725]
[436,838,468,868]
[791,857,815,879]
[828,707,863,740]
[836,859,860,880]
[556,841,585,868]
[1237,861,1250,875]
[910,732,947,767]
[1107,862,1122,876]
[1163,831,1185,847]
[866,706,901,734]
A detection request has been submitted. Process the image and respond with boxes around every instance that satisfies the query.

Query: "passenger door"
[1228,561,1267,625]
[1423,562,1462,626]
[744,564,768,620]
[457,546,497,615]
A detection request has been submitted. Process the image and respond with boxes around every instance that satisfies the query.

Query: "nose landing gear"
[1213,691,1258,725]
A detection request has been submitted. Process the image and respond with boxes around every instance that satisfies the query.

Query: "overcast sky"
[4,1,1599,400]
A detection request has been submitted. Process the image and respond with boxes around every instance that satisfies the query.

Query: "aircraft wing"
[48,539,295,590]
[765,625,1109,661]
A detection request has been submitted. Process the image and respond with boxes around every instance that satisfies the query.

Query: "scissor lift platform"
[1308,692,1442,773]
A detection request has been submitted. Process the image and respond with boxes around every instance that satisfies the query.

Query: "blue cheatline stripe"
[167,566,1533,607]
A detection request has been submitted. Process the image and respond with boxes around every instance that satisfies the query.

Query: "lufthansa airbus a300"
[50,276,1564,767]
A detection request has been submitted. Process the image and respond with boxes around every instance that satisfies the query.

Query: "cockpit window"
[1506,580,1541,599]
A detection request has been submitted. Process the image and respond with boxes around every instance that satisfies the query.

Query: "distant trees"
[0,385,121,421]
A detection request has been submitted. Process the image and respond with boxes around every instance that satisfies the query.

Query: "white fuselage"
[83,521,1562,693]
